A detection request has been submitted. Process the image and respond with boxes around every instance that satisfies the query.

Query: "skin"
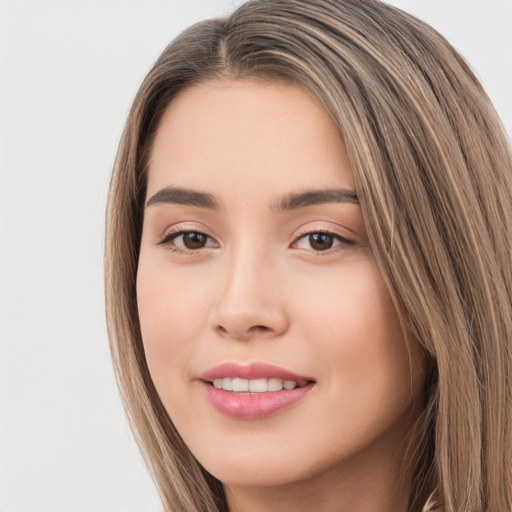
[137,80,425,512]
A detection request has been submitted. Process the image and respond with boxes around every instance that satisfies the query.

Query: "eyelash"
[157,227,354,256]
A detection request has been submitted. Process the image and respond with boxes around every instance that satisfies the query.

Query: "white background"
[0,1,510,511]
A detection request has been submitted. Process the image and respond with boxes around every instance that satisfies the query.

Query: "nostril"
[215,325,229,336]
[213,323,273,341]
[209,302,289,340]
[251,325,271,332]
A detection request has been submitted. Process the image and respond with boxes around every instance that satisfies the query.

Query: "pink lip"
[200,362,314,382]
[200,363,315,420]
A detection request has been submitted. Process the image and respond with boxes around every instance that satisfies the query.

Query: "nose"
[208,246,289,342]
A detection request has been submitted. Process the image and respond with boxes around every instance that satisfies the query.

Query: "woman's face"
[137,80,424,493]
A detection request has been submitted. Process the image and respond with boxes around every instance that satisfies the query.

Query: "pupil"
[183,232,206,249]
[309,233,333,251]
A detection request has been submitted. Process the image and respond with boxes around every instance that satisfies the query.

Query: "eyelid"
[293,223,354,242]
[157,221,215,240]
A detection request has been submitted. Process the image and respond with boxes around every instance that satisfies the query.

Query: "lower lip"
[201,382,314,419]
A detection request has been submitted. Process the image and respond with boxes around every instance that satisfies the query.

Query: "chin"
[206,460,311,489]
[190,435,352,491]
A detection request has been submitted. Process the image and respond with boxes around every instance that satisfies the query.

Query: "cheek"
[136,255,209,383]
[293,260,417,406]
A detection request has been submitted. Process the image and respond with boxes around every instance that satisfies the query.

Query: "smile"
[211,377,308,393]
[200,363,316,419]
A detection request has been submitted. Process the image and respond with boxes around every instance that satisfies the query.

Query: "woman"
[104,0,512,511]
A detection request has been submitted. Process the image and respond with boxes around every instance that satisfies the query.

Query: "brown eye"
[308,233,334,251]
[182,232,208,249]
[159,230,218,252]
[293,230,352,253]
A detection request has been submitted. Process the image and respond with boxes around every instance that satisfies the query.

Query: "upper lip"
[200,362,315,383]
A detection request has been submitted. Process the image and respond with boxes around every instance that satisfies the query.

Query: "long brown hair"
[105,1,512,510]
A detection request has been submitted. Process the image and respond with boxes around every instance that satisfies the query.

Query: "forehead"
[147,79,355,199]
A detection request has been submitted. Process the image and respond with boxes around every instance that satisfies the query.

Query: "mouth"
[206,377,312,393]
[199,363,316,419]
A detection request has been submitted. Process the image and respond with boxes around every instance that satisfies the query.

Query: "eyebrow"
[145,186,219,209]
[273,188,359,210]
[145,186,359,210]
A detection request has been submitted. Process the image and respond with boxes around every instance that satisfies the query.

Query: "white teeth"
[211,378,303,393]
[232,378,249,392]
[267,378,283,392]
[248,378,267,392]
